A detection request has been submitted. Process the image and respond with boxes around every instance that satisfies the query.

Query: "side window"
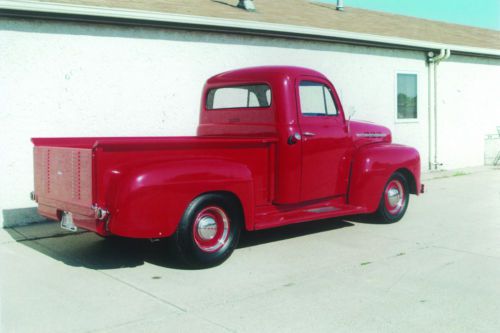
[397,73,418,120]
[299,81,338,116]
[206,84,271,110]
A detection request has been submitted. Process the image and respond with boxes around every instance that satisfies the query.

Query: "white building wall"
[0,17,498,226]
[437,56,500,169]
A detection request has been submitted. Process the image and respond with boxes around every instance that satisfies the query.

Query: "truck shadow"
[5,218,354,270]
[238,218,354,248]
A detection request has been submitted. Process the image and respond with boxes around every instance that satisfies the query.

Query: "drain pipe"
[427,48,450,170]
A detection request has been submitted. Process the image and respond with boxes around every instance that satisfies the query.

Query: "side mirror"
[347,107,356,133]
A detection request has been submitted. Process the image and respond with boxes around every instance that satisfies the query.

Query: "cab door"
[296,78,351,202]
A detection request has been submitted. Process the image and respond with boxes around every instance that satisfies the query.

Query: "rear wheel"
[375,172,409,223]
[172,193,241,268]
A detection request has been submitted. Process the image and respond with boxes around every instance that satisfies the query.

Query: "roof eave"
[1,0,500,59]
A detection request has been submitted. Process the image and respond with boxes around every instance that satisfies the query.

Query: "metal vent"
[237,0,256,12]
[336,0,344,11]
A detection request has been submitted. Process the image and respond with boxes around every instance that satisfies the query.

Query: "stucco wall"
[1,17,498,226]
[437,56,500,169]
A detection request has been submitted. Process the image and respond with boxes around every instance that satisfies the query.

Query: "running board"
[253,200,366,230]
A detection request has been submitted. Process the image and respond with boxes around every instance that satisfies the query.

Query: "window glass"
[397,73,417,119]
[206,84,271,110]
[299,81,338,116]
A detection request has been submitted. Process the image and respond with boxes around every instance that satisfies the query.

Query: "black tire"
[375,172,410,223]
[172,193,242,268]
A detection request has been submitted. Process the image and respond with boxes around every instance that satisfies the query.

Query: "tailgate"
[34,146,93,216]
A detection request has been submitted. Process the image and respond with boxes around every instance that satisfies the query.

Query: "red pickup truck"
[31,66,422,267]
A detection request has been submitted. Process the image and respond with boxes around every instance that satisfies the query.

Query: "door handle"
[303,132,316,137]
[288,133,302,145]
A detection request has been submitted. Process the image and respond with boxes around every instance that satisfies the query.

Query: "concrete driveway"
[1,168,499,332]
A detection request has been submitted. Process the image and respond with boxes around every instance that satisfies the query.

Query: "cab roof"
[206,66,327,85]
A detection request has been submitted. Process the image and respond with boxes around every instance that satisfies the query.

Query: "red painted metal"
[348,143,421,212]
[31,66,422,239]
[295,75,351,201]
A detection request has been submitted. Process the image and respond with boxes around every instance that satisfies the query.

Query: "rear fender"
[105,159,254,238]
[348,144,421,213]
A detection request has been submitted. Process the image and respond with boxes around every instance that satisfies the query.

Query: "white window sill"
[395,118,419,124]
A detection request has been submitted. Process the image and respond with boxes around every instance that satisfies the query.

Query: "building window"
[397,73,417,120]
[206,84,271,110]
[299,81,338,116]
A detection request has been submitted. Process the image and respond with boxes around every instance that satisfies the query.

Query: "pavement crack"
[384,268,409,293]
[85,317,151,333]
[195,316,236,332]
[97,270,188,313]
[13,231,89,242]
[430,245,500,260]
[11,232,188,315]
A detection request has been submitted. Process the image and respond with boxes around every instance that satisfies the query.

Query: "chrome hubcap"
[384,179,405,215]
[193,206,230,253]
[197,216,217,240]
[387,187,401,206]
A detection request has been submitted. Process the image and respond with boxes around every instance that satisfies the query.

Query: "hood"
[349,120,392,147]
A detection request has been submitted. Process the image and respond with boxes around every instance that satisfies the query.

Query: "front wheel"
[172,193,242,268]
[375,172,409,223]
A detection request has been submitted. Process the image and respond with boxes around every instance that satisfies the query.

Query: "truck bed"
[32,136,277,236]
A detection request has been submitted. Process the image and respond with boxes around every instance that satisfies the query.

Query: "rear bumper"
[37,203,109,236]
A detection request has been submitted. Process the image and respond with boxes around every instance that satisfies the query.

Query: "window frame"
[395,71,419,123]
[205,83,272,111]
[298,80,339,117]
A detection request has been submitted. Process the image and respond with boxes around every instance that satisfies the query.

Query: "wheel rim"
[384,179,406,215]
[193,206,230,253]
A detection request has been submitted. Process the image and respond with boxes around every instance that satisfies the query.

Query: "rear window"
[206,84,271,110]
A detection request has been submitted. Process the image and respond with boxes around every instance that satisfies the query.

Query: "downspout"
[427,48,450,170]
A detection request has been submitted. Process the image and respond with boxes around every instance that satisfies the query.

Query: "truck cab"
[199,66,354,204]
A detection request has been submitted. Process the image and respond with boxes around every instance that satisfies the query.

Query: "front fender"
[348,144,421,213]
[105,159,254,238]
